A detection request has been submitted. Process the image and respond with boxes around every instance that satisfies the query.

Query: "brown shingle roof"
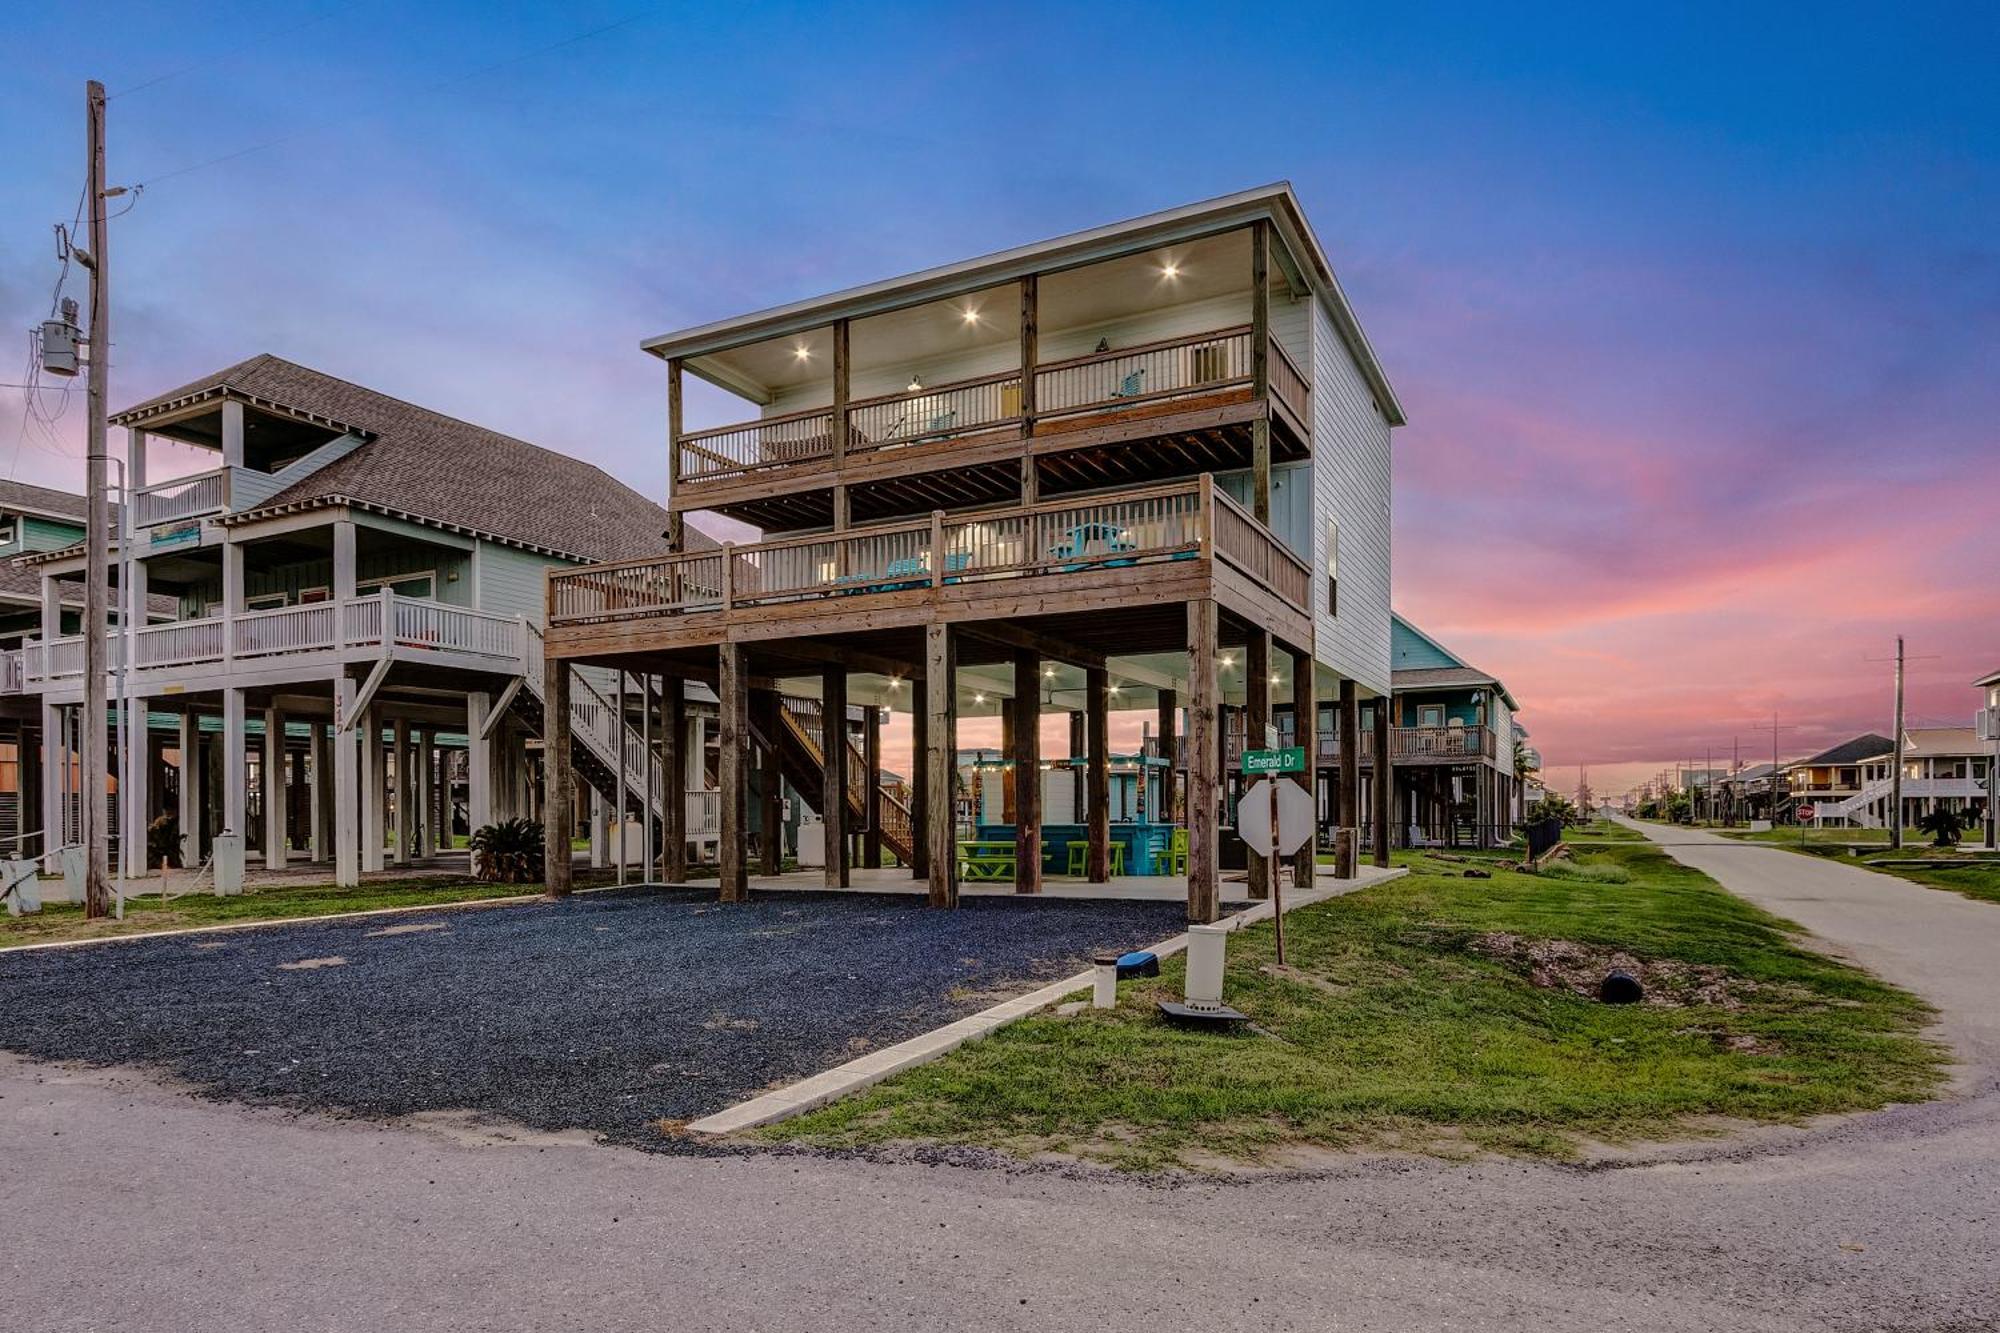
[1795,733,1895,767]
[1393,665,1501,693]
[122,355,671,565]
[0,479,89,523]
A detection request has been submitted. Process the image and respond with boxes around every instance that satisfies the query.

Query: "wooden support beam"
[1186,599,1220,922]
[822,668,848,888]
[924,623,956,907]
[1292,643,1317,886]
[1156,687,1179,826]
[1012,647,1041,894]
[755,638,916,681]
[1086,664,1110,883]
[910,672,929,880]
[1245,629,1272,900]
[718,644,749,902]
[952,620,1105,672]
[1373,699,1392,867]
[758,690,782,877]
[542,656,573,897]
[662,679,687,882]
[863,704,883,869]
[831,319,850,467]
[1250,220,1272,526]
[1338,678,1360,877]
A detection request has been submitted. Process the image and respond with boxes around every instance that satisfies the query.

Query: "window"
[357,572,436,601]
[297,586,331,604]
[1418,705,1444,728]
[244,593,288,612]
[1325,519,1339,617]
[0,520,15,546]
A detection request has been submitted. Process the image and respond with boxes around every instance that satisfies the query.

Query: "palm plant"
[1916,807,1973,849]
[471,817,546,883]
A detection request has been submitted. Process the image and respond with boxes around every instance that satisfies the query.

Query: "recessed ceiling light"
[961,306,979,325]
[793,344,811,361]
[1161,262,1180,279]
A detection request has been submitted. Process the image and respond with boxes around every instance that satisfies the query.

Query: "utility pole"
[1889,636,1905,851]
[79,79,112,918]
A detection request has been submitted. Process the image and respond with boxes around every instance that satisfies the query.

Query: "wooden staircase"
[766,695,914,865]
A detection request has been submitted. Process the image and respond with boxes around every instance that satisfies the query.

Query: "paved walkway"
[5,831,1997,1331]
[1620,817,2000,1081]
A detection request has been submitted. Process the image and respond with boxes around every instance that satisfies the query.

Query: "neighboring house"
[12,355,698,887]
[1891,727,1990,827]
[0,481,91,849]
[1355,612,1527,847]
[540,184,1404,916]
[1978,668,2000,845]
[1786,733,1895,827]
[1715,762,1788,822]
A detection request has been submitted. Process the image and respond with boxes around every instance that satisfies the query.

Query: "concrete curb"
[685,865,1409,1137]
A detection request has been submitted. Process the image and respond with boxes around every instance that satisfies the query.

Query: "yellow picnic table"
[958,839,1018,880]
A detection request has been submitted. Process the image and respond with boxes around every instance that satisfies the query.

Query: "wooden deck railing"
[1209,724,1498,768]
[1211,487,1312,609]
[674,324,1304,484]
[551,476,1286,627]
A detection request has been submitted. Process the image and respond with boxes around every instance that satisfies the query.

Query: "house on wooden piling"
[539,185,1406,919]
[13,355,717,886]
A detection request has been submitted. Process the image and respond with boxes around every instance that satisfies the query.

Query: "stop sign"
[1797,805,1817,822]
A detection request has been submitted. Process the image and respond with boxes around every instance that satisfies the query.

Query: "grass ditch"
[763,841,1946,1170]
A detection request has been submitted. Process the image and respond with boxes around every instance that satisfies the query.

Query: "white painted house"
[15,355,701,887]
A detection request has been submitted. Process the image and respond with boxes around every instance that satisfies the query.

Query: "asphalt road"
[6,831,1998,1332]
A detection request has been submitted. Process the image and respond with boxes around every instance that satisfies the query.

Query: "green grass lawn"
[0,870,617,948]
[763,842,1946,1169]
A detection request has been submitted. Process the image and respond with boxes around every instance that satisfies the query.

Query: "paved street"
[6,831,1999,1332]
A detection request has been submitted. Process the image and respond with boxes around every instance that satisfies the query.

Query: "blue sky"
[3,1,1994,794]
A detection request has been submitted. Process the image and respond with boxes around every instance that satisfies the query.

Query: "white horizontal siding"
[1310,298,1393,696]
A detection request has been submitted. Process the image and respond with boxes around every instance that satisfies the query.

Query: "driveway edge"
[685,865,1408,1137]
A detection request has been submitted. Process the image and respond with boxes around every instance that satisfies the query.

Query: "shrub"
[471,817,545,883]
[147,815,183,870]
[1916,807,1975,849]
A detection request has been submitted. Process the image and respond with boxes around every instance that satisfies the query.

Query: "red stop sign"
[1796,805,1817,822]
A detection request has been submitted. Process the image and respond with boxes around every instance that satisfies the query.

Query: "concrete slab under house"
[538,184,1410,922]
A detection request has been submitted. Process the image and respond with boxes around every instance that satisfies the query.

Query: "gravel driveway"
[0,888,1182,1147]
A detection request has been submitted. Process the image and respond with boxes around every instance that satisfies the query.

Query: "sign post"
[1239,756,1317,964]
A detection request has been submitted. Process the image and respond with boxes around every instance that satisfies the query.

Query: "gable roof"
[115,356,671,565]
[1794,733,1895,767]
[1390,614,1520,709]
[0,479,89,525]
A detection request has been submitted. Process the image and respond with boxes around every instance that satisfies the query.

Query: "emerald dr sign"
[1241,746,1306,775]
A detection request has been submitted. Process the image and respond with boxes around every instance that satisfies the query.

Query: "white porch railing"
[24,594,525,684]
[132,469,228,527]
[0,648,22,695]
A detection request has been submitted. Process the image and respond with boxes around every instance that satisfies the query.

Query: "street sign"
[1796,804,1817,822]
[1237,780,1276,856]
[1236,779,1317,858]
[1242,746,1305,775]
[1274,780,1315,855]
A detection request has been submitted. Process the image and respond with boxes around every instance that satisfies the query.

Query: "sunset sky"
[3,2,1993,800]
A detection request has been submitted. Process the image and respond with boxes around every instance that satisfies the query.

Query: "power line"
[109,5,354,99]
[133,8,661,190]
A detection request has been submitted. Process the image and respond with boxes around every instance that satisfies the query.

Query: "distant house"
[1371,613,1528,847]
[1787,733,1895,827]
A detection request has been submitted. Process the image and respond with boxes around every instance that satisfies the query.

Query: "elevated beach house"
[539,185,1404,920]
[16,356,687,887]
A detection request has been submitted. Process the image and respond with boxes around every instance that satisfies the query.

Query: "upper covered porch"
[661,215,1315,532]
[113,381,369,532]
